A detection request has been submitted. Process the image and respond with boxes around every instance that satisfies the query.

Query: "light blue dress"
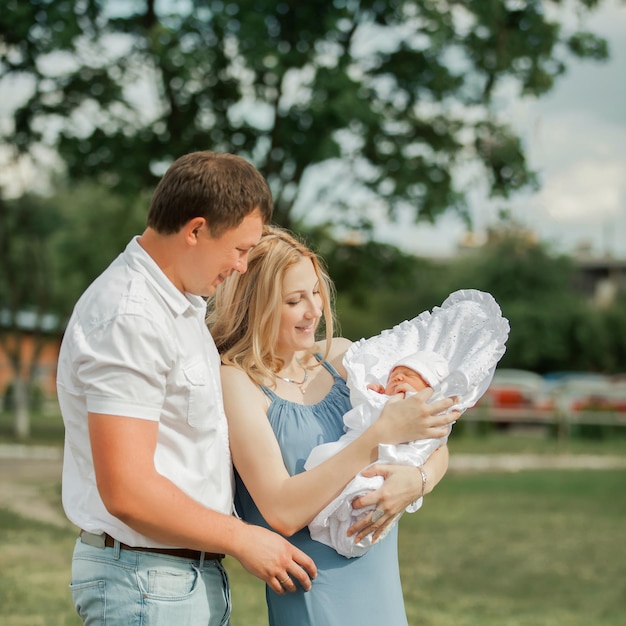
[234,359,408,626]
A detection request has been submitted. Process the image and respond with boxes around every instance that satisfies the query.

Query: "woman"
[208,226,458,625]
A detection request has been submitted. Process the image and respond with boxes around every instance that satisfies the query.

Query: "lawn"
[224,467,626,626]
[1,411,624,625]
[2,458,623,626]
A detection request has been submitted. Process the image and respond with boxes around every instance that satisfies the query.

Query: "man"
[57,151,316,625]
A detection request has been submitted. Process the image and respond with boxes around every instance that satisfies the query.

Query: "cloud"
[537,0,626,127]
[370,1,626,259]
[536,159,625,223]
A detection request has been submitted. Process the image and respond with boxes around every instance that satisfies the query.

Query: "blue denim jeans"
[70,538,231,625]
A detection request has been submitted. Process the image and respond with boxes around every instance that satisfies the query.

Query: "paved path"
[0,450,70,528]
[450,453,626,471]
[0,443,64,460]
[2,443,625,469]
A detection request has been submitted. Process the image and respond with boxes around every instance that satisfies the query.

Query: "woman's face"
[277,257,323,353]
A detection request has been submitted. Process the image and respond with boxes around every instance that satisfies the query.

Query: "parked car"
[542,371,611,391]
[544,372,626,413]
[478,369,554,411]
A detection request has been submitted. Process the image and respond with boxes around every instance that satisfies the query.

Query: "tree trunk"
[13,377,31,440]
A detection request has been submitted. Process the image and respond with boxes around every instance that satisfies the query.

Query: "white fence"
[465,405,626,438]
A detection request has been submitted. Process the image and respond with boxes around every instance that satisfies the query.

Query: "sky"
[2,1,624,261]
[370,0,626,260]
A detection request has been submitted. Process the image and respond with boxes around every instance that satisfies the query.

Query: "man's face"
[190,209,264,297]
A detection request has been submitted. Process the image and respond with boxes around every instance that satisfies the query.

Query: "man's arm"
[89,412,316,594]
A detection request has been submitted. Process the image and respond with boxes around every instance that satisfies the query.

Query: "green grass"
[0,509,80,626]
[0,409,67,445]
[448,429,626,456]
[2,412,625,625]
[399,469,626,626]
[1,469,624,626]
[224,469,626,626]
[3,409,626,456]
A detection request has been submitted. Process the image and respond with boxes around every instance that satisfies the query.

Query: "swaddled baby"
[305,289,510,557]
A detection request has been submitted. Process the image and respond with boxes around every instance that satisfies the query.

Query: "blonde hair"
[208,225,335,387]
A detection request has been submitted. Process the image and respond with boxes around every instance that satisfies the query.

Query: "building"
[0,311,61,409]
[571,257,626,308]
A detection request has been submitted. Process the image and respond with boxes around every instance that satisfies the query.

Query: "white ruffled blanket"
[305,289,510,557]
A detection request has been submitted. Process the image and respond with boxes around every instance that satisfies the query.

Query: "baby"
[366,350,450,397]
[305,289,510,557]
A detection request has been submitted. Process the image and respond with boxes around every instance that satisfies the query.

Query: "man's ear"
[185,217,206,244]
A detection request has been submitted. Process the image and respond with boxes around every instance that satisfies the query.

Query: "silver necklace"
[276,367,309,394]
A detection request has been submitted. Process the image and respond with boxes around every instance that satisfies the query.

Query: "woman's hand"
[347,464,419,543]
[347,445,450,543]
[376,388,459,445]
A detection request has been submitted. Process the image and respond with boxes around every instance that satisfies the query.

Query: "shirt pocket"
[181,360,213,428]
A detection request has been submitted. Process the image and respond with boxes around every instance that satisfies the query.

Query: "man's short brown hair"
[147,151,273,236]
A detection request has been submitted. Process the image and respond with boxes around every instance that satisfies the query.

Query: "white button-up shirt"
[57,237,233,547]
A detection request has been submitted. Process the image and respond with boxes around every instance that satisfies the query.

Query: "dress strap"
[260,385,277,401]
[315,353,343,380]
[260,353,343,400]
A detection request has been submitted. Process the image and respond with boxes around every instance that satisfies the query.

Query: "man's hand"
[235,524,317,595]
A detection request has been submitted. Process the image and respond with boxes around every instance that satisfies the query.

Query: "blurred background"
[0,1,624,625]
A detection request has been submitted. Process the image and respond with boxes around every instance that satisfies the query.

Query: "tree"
[0,194,61,438]
[447,218,578,304]
[305,218,626,373]
[438,219,626,373]
[312,228,438,339]
[0,0,609,232]
[49,182,149,315]
[0,184,146,439]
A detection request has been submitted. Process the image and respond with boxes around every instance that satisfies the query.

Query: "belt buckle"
[80,531,107,549]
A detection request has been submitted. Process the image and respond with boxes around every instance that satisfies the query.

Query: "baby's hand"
[366,383,386,395]
[386,382,416,397]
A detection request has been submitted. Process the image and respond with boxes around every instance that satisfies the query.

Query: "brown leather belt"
[80,531,224,561]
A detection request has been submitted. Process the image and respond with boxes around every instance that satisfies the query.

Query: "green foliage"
[443,223,577,303]
[0,194,63,436]
[3,382,44,412]
[301,224,450,339]
[602,301,626,371]
[442,225,626,374]
[0,0,609,232]
[49,183,148,318]
[0,185,146,324]
[314,219,626,375]
[0,184,146,431]
[0,194,60,316]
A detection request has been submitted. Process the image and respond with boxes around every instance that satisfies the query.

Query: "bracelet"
[407,466,429,513]
[417,466,428,498]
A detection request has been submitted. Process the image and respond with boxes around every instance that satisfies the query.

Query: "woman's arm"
[348,445,450,543]
[222,363,457,537]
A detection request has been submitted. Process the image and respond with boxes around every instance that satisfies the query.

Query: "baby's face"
[385,366,430,396]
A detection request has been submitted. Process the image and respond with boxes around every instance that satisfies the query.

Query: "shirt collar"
[124,236,207,319]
